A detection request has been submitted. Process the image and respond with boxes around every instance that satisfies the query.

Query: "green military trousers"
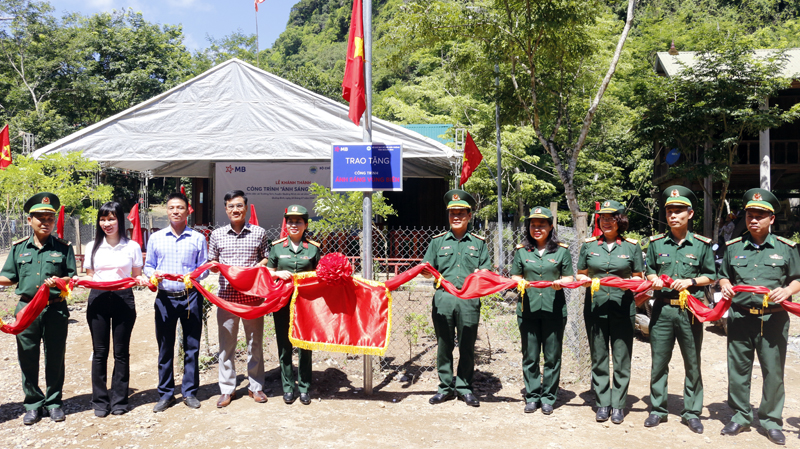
[648,302,704,420]
[16,299,70,411]
[431,290,480,396]
[588,314,634,409]
[518,309,566,405]
[727,311,789,431]
[273,303,312,393]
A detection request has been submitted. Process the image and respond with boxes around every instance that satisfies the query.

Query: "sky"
[49,0,298,51]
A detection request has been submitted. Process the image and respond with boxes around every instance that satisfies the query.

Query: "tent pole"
[255,9,260,67]
[495,63,503,272]
[362,0,374,396]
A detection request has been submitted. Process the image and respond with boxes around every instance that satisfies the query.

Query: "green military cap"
[24,192,59,214]
[284,204,309,220]
[527,206,553,220]
[662,185,697,208]
[743,188,781,213]
[598,199,624,214]
[443,189,476,210]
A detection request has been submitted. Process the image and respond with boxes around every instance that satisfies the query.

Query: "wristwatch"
[690,278,697,287]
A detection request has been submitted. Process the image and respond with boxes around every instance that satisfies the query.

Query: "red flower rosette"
[316,252,354,286]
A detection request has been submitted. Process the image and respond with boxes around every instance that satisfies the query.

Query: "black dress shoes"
[644,413,664,427]
[720,422,749,436]
[541,403,554,415]
[428,392,455,405]
[299,392,311,405]
[460,393,480,407]
[153,396,176,413]
[596,406,610,422]
[766,429,785,445]
[682,417,704,434]
[610,408,624,424]
[94,409,109,418]
[184,396,201,409]
[283,391,296,404]
[23,408,41,425]
[524,402,539,413]
[49,407,66,422]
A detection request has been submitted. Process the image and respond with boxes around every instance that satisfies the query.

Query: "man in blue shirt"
[144,192,208,413]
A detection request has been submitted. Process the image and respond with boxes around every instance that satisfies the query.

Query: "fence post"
[576,212,587,241]
[550,201,558,230]
[73,217,82,255]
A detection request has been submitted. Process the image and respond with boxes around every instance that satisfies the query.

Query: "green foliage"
[307,182,398,230]
[0,152,111,221]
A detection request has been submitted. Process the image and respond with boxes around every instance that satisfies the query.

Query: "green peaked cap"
[24,192,60,214]
[743,188,780,213]
[662,185,697,208]
[598,200,624,214]
[527,206,553,220]
[443,189,476,210]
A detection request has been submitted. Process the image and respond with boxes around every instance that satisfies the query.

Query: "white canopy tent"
[33,58,458,178]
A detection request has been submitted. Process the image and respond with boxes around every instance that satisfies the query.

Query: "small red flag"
[249,204,259,226]
[0,125,12,170]
[342,0,366,126]
[460,132,483,186]
[56,206,65,239]
[279,208,288,238]
[592,201,603,237]
[180,185,195,223]
[127,203,143,248]
[254,0,265,11]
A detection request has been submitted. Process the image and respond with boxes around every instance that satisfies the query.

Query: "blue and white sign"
[666,147,681,166]
[331,143,403,191]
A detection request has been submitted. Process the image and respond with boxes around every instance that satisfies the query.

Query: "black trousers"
[86,288,137,413]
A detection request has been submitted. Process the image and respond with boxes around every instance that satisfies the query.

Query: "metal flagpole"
[362,0,374,395]
[494,64,503,271]
[255,9,260,66]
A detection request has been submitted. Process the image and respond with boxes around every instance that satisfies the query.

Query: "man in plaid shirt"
[208,190,271,407]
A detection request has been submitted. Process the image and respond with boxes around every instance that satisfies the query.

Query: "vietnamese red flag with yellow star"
[0,124,12,170]
[459,132,483,186]
[342,0,366,126]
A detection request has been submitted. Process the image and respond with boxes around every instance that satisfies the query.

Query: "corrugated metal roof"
[401,124,454,144]
[654,48,800,79]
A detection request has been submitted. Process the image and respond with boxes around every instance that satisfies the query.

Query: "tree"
[308,183,397,229]
[636,41,800,242]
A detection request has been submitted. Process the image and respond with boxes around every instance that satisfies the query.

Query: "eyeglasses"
[226,204,246,210]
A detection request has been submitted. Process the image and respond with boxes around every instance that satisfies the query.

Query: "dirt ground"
[1,285,800,449]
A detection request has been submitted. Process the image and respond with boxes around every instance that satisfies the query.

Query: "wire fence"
[0,218,591,386]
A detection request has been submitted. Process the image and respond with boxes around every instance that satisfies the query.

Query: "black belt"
[660,298,687,307]
[160,289,189,298]
[20,293,63,305]
[731,303,785,316]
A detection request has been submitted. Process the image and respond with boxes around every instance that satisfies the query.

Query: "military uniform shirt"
[719,233,800,310]
[510,244,574,315]
[645,232,716,299]
[0,235,76,298]
[267,237,321,274]
[423,231,491,289]
[578,237,644,317]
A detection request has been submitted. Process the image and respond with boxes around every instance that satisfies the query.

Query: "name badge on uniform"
[735,256,747,259]
[590,252,600,256]
[525,259,534,263]
[300,256,310,260]
[769,254,783,260]
[617,254,629,259]
[279,255,292,258]
[548,258,557,263]
[20,252,31,258]
[685,254,696,259]
[441,246,451,250]
[468,246,477,251]
[658,253,669,257]
[50,252,60,257]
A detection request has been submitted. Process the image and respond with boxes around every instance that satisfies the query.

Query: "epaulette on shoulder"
[726,236,742,246]
[624,237,639,245]
[271,237,287,246]
[432,231,447,239]
[12,236,28,246]
[470,232,486,241]
[558,242,569,248]
[307,239,321,247]
[694,234,711,244]
[584,236,597,243]
[776,236,797,248]
[649,233,665,242]
[515,243,524,250]
[55,237,71,246]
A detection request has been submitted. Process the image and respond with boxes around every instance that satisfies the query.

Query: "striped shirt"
[208,223,270,304]
[143,226,209,292]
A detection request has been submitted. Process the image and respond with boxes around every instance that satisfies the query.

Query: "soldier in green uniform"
[267,205,321,406]
[510,206,574,414]
[575,200,643,424]
[423,189,491,407]
[643,186,715,434]
[0,193,76,425]
[718,188,800,446]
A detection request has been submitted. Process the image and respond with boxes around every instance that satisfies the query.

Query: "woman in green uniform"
[510,206,574,415]
[575,200,643,425]
[267,205,321,406]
